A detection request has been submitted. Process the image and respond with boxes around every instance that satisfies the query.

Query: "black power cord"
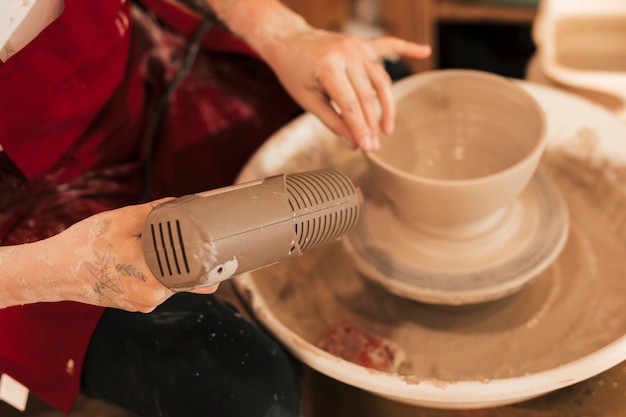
[138,18,214,203]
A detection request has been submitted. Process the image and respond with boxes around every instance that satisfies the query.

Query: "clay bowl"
[345,70,568,305]
[365,69,546,238]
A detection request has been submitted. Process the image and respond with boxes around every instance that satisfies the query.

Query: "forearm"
[0,211,162,311]
[200,0,432,152]
[0,237,87,308]
[202,0,310,63]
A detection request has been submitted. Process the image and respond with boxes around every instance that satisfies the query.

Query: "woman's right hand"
[204,0,431,151]
[263,28,431,151]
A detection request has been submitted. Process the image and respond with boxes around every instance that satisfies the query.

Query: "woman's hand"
[0,200,218,312]
[203,0,431,151]
[58,200,220,312]
[264,28,431,151]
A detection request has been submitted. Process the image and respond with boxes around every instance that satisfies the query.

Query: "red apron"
[0,0,297,412]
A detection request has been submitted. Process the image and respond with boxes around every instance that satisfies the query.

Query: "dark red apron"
[0,0,297,411]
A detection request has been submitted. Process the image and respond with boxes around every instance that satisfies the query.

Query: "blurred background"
[284,0,539,79]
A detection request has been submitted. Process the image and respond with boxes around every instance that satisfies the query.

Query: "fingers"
[316,57,392,151]
[365,60,395,136]
[346,63,383,149]
[190,283,220,295]
[366,37,430,136]
[328,38,430,150]
[319,62,376,151]
[289,32,431,151]
[148,196,175,209]
[297,90,356,148]
[371,36,432,60]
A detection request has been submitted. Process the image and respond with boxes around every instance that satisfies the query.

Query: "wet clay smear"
[250,129,626,382]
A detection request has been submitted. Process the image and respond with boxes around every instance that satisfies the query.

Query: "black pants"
[81,293,302,417]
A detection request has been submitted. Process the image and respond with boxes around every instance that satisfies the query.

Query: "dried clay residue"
[543,127,626,242]
[249,126,626,383]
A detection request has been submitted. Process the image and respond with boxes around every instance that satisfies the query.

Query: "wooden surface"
[438,0,537,23]
[281,0,538,73]
[381,0,538,73]
[302,363,626,417]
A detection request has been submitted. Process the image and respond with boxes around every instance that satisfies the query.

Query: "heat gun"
[142,168,361,290]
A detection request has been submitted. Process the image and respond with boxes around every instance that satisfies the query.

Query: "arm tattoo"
[86,244,147,295]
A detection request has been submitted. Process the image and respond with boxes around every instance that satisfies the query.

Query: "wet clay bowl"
[347,70,568,305]
[365,69,547,238]
[233,82,626,409]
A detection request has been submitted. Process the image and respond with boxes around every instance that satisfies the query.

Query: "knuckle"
[342,99,361,115]
[371,66,392,85]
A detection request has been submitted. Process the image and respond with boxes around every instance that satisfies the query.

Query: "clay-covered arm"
[0,201,217,312]
[203,0,431,151]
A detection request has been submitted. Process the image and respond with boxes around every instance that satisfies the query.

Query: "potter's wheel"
[343,169,569,305]
[233,82,626,409]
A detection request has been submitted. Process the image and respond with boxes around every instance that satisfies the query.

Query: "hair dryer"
[142,169,361,290]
